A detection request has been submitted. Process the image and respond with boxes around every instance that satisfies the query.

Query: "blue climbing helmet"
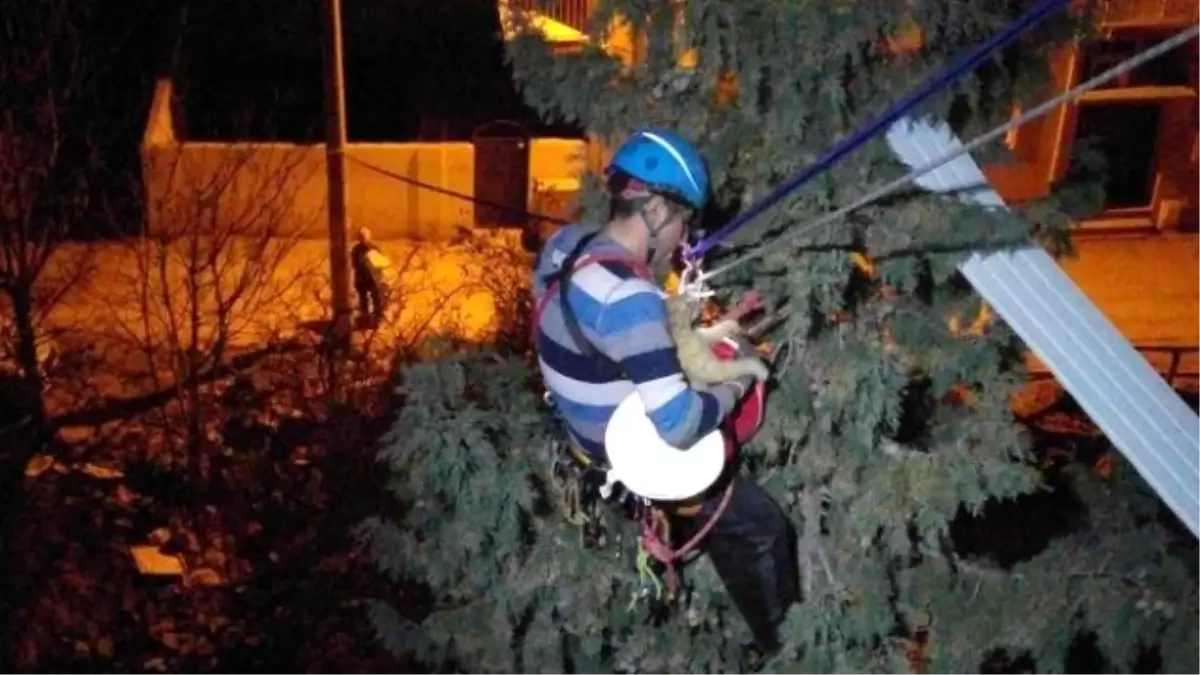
[605,128,710,211]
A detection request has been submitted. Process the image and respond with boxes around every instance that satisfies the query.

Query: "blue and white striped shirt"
[532,224,745,463]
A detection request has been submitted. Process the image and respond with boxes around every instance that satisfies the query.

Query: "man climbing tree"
[360,2,1199,672]
[529,127,797,653]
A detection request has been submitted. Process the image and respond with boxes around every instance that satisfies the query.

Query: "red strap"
[640,481,737,599]
[530,253,652,346]
[641,481,735,565]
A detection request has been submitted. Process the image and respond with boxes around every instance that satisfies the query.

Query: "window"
[516,0,593,34]
[1055,30,1198,229]
[1079,35,1193,88]
[1074,102,1161,210]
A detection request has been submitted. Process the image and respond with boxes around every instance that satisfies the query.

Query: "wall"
[141,141,326,239]
[342,142,477,240]
[527,138,588,197]
[140,79,588,241]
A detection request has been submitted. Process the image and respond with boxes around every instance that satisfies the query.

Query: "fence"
[1133,344,1199,388]
[140,79,589,241]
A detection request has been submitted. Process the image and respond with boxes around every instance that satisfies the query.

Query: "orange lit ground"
[15,229,1198,413]
[41,233,524,349]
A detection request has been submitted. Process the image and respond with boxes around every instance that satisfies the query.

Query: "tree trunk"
[9,285,46,424]
[0,409,38,666]
[0,285,48,655]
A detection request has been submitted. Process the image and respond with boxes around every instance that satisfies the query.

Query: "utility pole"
[322,0,352,357]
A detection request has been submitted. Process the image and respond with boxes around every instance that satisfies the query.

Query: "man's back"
[351,241,378,285]
[532,225,744,463]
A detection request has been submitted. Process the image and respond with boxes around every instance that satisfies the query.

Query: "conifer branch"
[931,551,1022,582]
[798,487,836,597]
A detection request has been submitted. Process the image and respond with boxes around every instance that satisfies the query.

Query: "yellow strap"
[562,477,588,526]
[668,501,703,518]
[628,542,670,612]
[568,443,609,471]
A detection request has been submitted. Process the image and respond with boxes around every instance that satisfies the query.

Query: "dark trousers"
[355,280,383,322]
[569,448,799,652]
[672,475,800,651]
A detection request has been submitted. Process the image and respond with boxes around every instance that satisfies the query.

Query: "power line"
[688,0,1070,257]
[346,154,571,226]
[700,24,1200,283]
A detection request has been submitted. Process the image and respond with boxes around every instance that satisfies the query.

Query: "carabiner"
[678,248,715,302]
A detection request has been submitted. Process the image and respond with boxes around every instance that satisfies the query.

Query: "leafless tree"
[0,0,128,422]
[448,225,536,355]
[101,140,321,473]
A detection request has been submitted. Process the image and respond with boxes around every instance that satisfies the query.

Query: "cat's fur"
[665,294,770,385]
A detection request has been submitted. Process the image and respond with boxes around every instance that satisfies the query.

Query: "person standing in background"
[350,227,387,327]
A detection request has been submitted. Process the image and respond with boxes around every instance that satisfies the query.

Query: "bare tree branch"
[0,0,121,420]
[99,137,320,469]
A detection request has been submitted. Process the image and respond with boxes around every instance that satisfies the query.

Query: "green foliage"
[359,347,768,672]
[362,2,1197,672]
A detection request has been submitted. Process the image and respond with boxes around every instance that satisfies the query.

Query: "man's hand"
[724,291,765,323]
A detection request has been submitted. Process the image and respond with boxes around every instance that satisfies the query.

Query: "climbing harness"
[686,0,1069,259]
[633,479,736,605]
[696,24,1200,286]
[550,428,737,611]
[551,436,623,550]
[629,544,665,611]
[552,424,738,610]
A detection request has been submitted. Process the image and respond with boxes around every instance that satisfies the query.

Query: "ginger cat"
[665,291,771,385]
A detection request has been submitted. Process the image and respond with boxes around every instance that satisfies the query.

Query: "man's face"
[646,196,692,259]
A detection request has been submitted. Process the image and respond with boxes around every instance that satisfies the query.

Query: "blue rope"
[687,0,1068,259]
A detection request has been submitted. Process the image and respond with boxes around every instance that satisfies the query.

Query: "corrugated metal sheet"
[886,116,1199,536]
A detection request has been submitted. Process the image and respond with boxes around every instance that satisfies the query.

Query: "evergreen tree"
[359,2,1199,671]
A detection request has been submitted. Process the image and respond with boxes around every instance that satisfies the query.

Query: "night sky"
[176,0,583,141]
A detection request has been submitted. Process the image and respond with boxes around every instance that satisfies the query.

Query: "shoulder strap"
[532,232,650,370]
[555,232,604,358]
